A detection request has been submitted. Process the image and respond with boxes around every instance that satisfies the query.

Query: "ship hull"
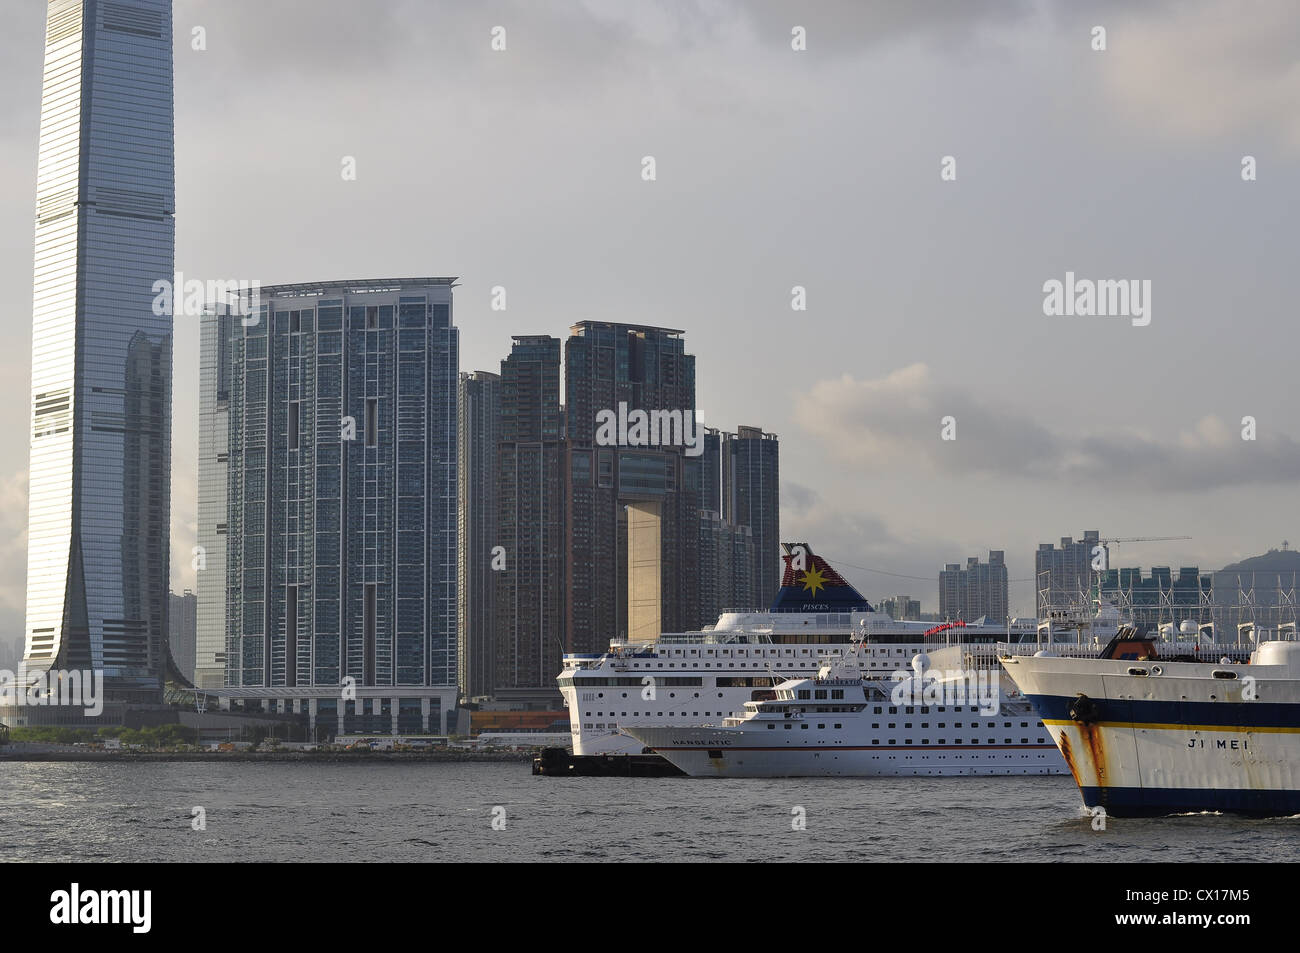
[625,725,1063,777]
[1002,654,1300,817]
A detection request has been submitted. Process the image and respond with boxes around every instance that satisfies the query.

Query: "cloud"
[170,0,1040,124]
[0,470,27,614]
[780,496,966,611]
[783,480,820,512]
[170,466,198,595]
[0,470,27,651]
[732,0,1036,54]
[1098,0,1300,153]
[796,363,1300,492]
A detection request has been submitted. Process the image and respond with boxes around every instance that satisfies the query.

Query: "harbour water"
[2,762,1297,862]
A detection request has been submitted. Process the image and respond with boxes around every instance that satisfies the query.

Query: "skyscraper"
[721,426,780,611]
[696,425,779,625]
[168,589,196,683]
[1035,531,1102,615]
[697,510,755,624]
[565,322,700,651]
[22,0,174,718]
[457,370,500,701]
[194,310,234,690]
[879,595,921,621]
[939,551,1009,622]
[223,279,459,737]
[494,337,564,701]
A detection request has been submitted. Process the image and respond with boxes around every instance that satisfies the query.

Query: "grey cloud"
[796,364,1300,492]
[783,479,820,512]
[173,0,1039,91]
[1094,0,1300,152]
[733,0,1036,53]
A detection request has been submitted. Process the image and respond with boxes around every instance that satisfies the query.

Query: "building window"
[285,584,298,686]
[365,398,378,447]
[288,401,299,451]
[364,583,377,681]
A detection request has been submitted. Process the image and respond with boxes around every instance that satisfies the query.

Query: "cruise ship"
[1001,629,1300,816]
[623,642,1065,776]
[558,543,1047,757]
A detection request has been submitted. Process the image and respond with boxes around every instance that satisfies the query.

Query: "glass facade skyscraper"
[22,0,175,716]
[457,370,500,701]
[494,336,565,698]
[721,426,780,614]
[167,589,196,684]
[195,311,234,690]
[565,322,700,655]
[222,279,459,736]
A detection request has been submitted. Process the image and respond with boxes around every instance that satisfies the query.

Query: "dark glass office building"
[222,279,459,736]
[19,0,175,723]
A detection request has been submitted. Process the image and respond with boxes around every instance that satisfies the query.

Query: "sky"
[0,0,1298,649]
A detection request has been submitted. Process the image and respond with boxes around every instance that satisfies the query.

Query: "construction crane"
[1099,535,1192,549]
[1089,536,1193,577]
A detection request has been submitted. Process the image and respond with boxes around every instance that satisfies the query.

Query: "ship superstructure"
[559,544,1042,756]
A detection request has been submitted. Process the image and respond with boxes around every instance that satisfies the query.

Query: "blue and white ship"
[1001,630,1300,816]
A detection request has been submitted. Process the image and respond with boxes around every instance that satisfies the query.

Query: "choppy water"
[1,762,1297,862]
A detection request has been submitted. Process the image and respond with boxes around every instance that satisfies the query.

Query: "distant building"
[721,427,780,612]
[695,426,779,625]
[698,510,755,623]
[939,551,1009,622]
[494,336,565,701]
[700,429,723,514]
[195,310,234,690]
[223,278,459,737]
[1096,566,1210,628]
[879,595,921,621]
[457,371,500,701]
[1035,531,1102,615]
[564,322,700,649]
[168,590,197,682]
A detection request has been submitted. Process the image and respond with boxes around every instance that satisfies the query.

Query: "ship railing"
[988,640,1255,663]
[607,632,777,647]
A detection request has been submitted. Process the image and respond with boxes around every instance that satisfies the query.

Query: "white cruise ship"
[623,642,1064,776]
[558,544,1047,757]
